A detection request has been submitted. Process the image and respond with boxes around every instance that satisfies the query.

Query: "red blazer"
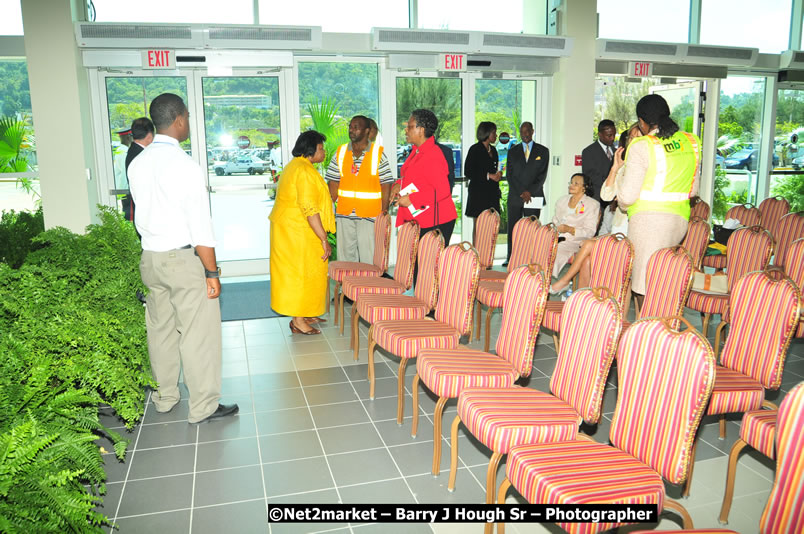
[396,136,457,228]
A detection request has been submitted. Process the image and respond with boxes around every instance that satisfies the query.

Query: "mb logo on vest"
[663,139,683,153]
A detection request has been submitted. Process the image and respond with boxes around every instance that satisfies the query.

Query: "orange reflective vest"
[335,143,383,218]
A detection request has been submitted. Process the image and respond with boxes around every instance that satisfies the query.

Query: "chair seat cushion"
[479,270,507,281]
[371,319,461,360]
[706,366,764,416]
[328,261,382,282]
[458,387,580,453]
[476,279,505,308]
[507,440,665,534]
[542,300,564,332]
[739,409,777,459]
[686,289,729,316]
[343,275,405,300]
[702,254,727,270]
[354,295,429,324]
[417,348,518,398]
[630,530,738,533]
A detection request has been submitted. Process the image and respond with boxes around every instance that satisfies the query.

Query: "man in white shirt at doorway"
[128,93,238,425]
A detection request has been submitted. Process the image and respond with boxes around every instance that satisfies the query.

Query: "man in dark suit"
[504,121,549,265]
[581,119,617,209]
[123,117,155,223]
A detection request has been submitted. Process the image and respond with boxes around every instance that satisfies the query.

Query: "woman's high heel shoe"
[289,320,321,335]
[305,317,327,324]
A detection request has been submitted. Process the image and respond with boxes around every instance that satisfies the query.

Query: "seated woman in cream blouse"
[551,172,600,279]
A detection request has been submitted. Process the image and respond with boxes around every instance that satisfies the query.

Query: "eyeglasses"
[568,181,584,186]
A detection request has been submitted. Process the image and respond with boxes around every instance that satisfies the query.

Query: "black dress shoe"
[193,403,239,423]
[501,260,509,267]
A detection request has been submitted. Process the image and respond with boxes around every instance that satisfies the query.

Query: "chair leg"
[719,438,748,524]
[552,333,560,351]
[352,311,361,360]
[719,414,727,439]
[485,452,504,504]
[432,396,448,476]
[368,333,376,399]
[701,312,711,338]
[475,301,482,341]
[339,292,346,335]
[333,282,341,325]
[448,415,462,492]
[397,358,410,424]
[326,276,331,315]
[663,498,694,529]
[484,306,494,353]
[411,374,421,438]
[682,438,698,497]
[496,477,513,534]
[714,321,728,361]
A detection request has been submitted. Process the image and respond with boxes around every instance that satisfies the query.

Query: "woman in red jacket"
[391,108,458,244]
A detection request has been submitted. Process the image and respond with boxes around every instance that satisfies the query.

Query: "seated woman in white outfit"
[551,172,599,280]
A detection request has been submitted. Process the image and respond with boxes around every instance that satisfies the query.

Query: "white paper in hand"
[523,196,545,209]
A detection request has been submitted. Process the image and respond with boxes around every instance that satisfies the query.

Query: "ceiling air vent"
[372,28,474,52]
[684,44,756,65]
[597,39,757,67]
[75,22,203,48]
[599,39,679,60]
[780,50,804,69]
[205,25,321,50]
[480,33,572,56]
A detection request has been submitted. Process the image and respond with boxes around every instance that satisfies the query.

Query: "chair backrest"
[508,215,541,273]
[474,208,500,270]
[640,246,695,329]
[773,212,804,269]
[531,224,559,281]
[414,229,445,311]
[760,381,804,534]
[372,211,392,272]
[785,238,804,292]
[434,242,481,336]
[393,221,420,290]
[589,233,634,311]
[721,270,801,389]
[725,226,774,292]
[496,264,549,377]
[611,318,716,484]
[550,287,622,424]
[758,196,790,240]
[681,217,710,270]
[726,203,762,228]
[690,198,711,221]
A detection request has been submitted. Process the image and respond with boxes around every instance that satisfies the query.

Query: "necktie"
[606,146,613,161]
[524,144,530,160]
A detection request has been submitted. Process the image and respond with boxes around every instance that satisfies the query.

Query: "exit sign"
[628,61,653,77]
[141,49,176,70]
[438,53,466,72]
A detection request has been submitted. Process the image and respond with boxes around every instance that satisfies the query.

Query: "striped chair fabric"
[690,198,711,221]
[327,211,392,323]
[702,204,762,270]
[542,234,633,339]
[759,381,804,534]
[784,238,804,338]
[411,265,548,477]
[686,226,774,337]
[630,530,737,534]
[475,208,500,270]
[339,221,420,334]
[479,215,540,281]
[475,224,558,351]
[773,212,804,269]
[682,217,710,270]
[451,288,621,503]
[499,318,715,533]
[758,196,790,241]
[368,242,480,422]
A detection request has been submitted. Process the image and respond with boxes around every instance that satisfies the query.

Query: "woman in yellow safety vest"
[618,94,701,305]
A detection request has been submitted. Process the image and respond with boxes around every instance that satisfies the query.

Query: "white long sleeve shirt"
[128,134,216,252]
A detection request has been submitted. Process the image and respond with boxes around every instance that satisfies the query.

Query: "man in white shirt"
[128,93,238,424]
[581,119,617,209]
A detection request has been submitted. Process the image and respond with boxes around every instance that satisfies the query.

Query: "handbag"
[713,225,736,246]
[692,271,728,293]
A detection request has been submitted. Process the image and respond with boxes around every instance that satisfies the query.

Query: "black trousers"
[414,219,456,285]
[506,201,540,260]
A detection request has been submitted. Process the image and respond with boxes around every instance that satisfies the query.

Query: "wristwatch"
[205,267,221,279]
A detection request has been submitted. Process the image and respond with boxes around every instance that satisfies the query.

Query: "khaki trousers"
[335,217,375,263]
[140,248,222,423]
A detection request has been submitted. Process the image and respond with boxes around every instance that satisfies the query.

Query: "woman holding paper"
[391,108,458,244]
[464,121,502,241]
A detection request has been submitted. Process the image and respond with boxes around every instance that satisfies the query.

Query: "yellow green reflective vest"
[625,131,700,219]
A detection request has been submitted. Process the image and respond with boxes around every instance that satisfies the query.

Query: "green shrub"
[771,173,804,212]
[0,208,44,268]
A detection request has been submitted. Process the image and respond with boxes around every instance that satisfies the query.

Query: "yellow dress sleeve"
[296,165,336,232]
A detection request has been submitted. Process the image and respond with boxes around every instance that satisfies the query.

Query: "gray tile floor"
[98,285,804,534]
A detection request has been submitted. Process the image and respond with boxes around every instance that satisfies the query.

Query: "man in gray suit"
[504,121,549,266]
[581,119,617,209]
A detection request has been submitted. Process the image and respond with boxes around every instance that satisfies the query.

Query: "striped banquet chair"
[339,220,420,336]
[682,217,711,270]
[759,381,804,534]
[475,208,500,270]
[327,211,392,325]
[622,246,694,332]
[691,197,711,221]
[542,233,633,348]
[784,238,804,339]
[758,196,790,241]
[630,531,736,534]
[772,211,804,269]
[367,242,480,423]
[475,224,558,352]
[684,269,800,496]
[686,226,774,338]
[703,204,762,271]
[479,215,541,282]
[449,287,621,506]
[411,264,548,478]
[350,230,444,360]
[495,317,716,534]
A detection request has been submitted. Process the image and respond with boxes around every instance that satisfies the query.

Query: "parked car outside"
[213,156,269,176]
[724,149,778,171]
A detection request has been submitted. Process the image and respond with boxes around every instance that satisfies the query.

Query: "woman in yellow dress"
[270,130,335,335]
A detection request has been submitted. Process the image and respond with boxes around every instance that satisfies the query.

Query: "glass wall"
[418,0,525,33]
[772,88,804,212]
[0,58,37,213]
[260,0,408,32]
[92,0,254,24]
[0,0,23,35]
[597,0,690,43]
[700,0,792,53]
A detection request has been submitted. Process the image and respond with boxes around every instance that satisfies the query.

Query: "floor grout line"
[187,424,199,533]
[112,389,151,525]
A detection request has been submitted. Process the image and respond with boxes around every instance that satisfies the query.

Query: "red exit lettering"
[633,62,651,76]
[148,50,171,68]
[444,54,464,70]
